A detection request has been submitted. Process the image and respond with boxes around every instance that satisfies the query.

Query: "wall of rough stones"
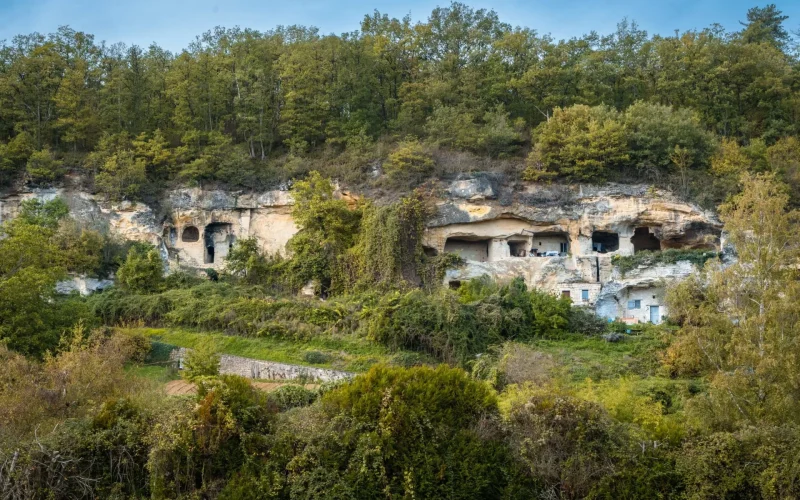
[170,347,353,382]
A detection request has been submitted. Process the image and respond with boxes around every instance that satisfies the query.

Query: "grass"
[117,326,420,373]
[524,332,668,383]
[125,363,180,383]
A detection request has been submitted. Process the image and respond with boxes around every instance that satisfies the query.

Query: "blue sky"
[1,0,798,52]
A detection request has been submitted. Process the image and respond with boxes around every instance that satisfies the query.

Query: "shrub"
[26,149,64,184]
[285,365,512,498]
[181,339,220,381]
[382,138,435,184]
[302,350,331,364]
[504,385,623,499]
[116,246,164,293]
[268,384,318,411]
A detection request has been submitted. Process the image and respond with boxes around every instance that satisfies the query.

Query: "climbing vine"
[334,190,450,293]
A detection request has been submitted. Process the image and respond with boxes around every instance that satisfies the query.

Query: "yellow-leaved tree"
[666,173,800,429]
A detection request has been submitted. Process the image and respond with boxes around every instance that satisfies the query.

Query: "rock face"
[163,187,296,269]
[427,180,722,324]
[1,176,721,323]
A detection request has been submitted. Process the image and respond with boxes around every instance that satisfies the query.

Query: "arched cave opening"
[631,227,661,253]
[181,225,199,243]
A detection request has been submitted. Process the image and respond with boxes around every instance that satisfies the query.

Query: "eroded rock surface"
[1,177,721,323]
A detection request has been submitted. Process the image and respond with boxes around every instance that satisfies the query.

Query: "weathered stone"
[170,347,353,382]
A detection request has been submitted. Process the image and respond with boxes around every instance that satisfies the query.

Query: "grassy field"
[117,326,428,373]
[125,363,180,383]
[526,332,667,382]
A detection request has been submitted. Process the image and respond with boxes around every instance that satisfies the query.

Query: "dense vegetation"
[1,3,800,206]
[4,3,800,499]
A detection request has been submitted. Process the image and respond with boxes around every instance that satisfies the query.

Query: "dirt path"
[165,379,319,396]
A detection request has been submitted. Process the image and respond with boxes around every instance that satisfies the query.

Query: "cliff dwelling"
[181,225,199,242]
[204,223,234,264]
[592,231,619,253]
[444,237,490,262]
[530,231,569,256]
[508,240,528,257]
[631,227,661,253]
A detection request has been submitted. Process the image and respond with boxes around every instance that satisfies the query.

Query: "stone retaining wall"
[169,348,353,383]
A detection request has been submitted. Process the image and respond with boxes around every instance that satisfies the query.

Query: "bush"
[116,246,164,293]
[504,385,623,498]
[302,350,331,364]
[285,365,512,498]
[382,138,435,185]
[527,105,629,182]
[268,384,318,411]
[181,339,220,381]
[26,149,64,184]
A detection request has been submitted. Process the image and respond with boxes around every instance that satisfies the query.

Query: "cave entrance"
[508,240,528,257]
[631,227,661,253]
[531,232,569,256]
[204,223,234,264]
[444,237,490,262]
[592,231,619,253]
[181,225,199,243]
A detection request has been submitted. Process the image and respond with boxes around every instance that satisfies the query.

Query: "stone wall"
[170,348,353,383]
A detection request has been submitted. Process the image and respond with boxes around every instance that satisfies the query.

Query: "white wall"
[444,239,490,262]
[531,234,569,254]
[622,287,667,324]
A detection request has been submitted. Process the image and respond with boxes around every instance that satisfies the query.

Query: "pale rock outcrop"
[1,177,721,322]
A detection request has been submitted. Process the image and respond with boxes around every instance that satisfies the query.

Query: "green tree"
[26,149,64,183]
[288,171,361,293]
[528,105,629,182]
[95,150,147,200]
[667,173,800,428]
[382,138,435,185]
[116,246,164,293]
[181,339,220,381]
[740,4,790,50]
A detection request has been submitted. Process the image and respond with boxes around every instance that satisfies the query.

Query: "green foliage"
[148,375,273,497]
[624,101,715,173]
[666,174,800,429]
[291,365,511,499]
[504,385,623,498]
[181,339,220,381]
[115,246,164,293]
[612,248,720,277]
[17,197,69,228]
[25,149,64,183]
[225,236,292,292]
[267,384,318,411]
[678,425,800,499]
[382,137,435,185]
[288,171,361,294]
[336,191,434,293]
[527,105,629,182]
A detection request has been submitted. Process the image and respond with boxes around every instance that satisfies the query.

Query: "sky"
[1,0,798,52]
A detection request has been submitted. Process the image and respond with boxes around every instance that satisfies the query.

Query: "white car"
[543,251,560,257]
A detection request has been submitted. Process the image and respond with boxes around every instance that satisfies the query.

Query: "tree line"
[1,3,799,199]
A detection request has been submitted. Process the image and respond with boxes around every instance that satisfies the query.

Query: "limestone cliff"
[0,176,722,322]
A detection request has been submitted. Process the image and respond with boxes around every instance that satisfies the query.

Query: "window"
[627,299,641,309]
[581,289,589,301]
[562,290,571,299]
[560,242,568,253]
